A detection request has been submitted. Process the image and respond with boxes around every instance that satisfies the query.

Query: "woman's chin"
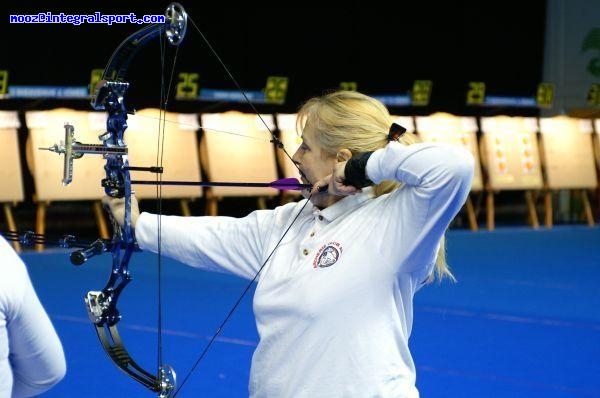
[309,192,340,209]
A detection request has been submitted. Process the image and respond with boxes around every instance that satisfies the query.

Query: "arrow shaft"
[130,180,311,190]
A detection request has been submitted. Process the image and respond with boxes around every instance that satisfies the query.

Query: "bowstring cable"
[166,14,316,395]
[155,29,181,380]
[186,16,303,176]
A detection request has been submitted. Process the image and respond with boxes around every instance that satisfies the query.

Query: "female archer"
[105,90,474,397]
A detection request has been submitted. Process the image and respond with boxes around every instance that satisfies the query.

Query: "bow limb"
[94,3,186,84]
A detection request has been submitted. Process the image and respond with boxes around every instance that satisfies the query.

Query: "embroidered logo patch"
[313,241,343,268]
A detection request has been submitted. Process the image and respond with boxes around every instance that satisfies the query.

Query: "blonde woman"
[106,90,474,398]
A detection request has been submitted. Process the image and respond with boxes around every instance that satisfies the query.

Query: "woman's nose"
[291,148,300,163]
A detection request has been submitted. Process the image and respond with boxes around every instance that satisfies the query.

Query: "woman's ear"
[336,148,352,162]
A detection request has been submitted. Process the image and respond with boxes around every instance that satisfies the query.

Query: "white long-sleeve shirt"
[0,237,66,398]
[136,142,474,398]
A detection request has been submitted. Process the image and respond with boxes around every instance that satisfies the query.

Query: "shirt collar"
[312,187,374,222]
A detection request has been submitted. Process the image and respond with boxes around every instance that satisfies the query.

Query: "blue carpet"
[19,226,600,397]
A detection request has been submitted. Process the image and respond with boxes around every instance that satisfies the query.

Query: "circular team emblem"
[313,242,343,268]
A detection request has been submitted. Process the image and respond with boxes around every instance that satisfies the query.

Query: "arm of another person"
[1,238,66,397]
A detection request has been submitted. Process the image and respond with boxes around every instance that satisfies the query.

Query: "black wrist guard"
[344,151,374,188]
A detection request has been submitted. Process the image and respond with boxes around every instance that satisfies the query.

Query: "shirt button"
[303,249,309,256]
[310,231,315,237]
[318,215,324,221]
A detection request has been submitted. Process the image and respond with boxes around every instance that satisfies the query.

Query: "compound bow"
[42,3,187,396]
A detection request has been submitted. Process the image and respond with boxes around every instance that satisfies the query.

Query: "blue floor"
[20,226,600,397]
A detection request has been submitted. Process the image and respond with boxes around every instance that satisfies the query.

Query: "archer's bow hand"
[102,195,140,229]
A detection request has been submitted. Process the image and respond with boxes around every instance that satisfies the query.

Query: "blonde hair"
[297,90,454,282]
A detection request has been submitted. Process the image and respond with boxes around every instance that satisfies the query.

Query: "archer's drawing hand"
[311,161,361,196]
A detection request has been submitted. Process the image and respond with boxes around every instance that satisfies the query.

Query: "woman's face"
[291,123,339,207]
